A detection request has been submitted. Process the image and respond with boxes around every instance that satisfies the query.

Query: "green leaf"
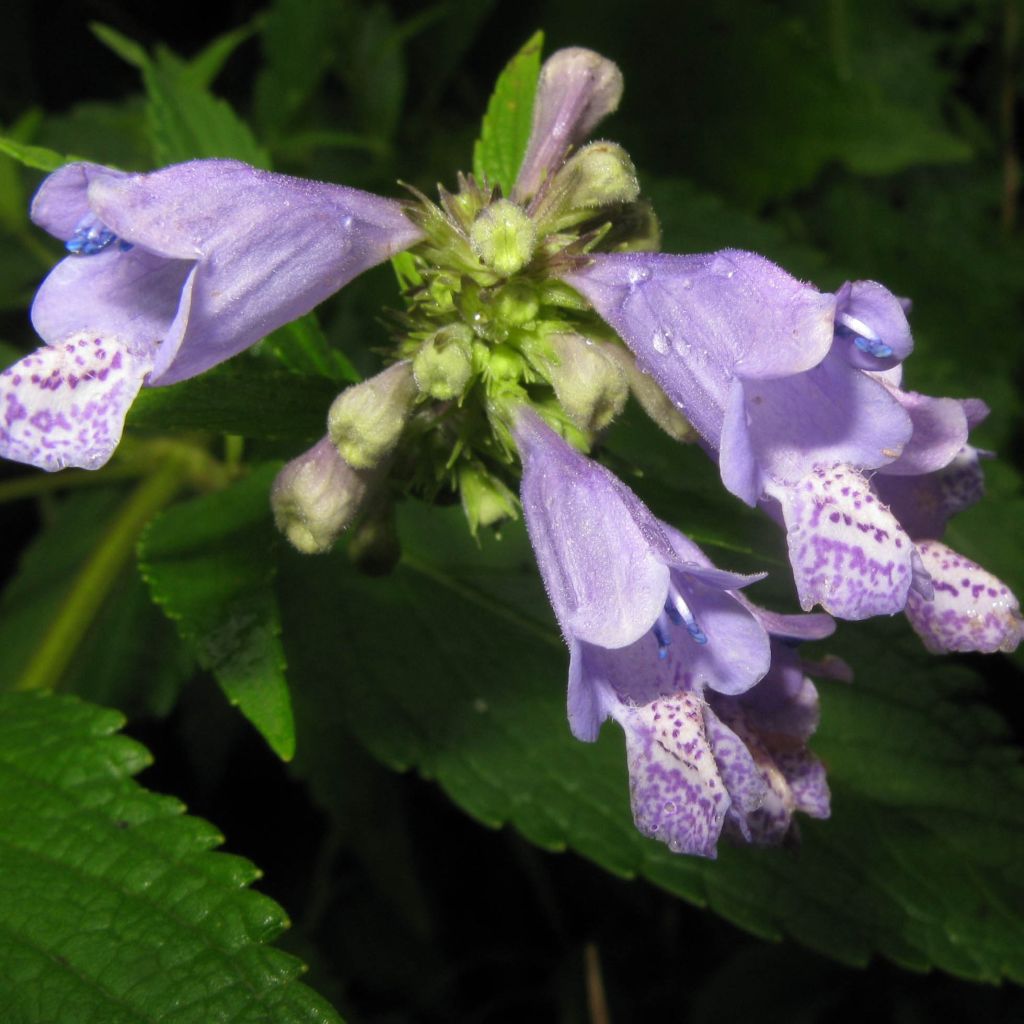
[180,20,258,90]
[472,30,543,194]
[92,21,270,168]
[279,502,1024,982]
[0,487,192,717]
[139,466,295,760]
[0,135,71,173]
[0,690,343,1022]
[259,312,361,383]
[126,364,339,443]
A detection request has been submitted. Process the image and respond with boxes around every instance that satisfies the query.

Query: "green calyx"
[380,162,685,533]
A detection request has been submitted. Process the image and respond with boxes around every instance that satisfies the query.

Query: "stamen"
[652,616,672,660]
[66,214,121,256]
[836,312,893,360]
[665,588,708,645]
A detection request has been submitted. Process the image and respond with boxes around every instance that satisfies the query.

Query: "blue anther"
[652,618,672,660]
[66,214,120,256]
[853,335,894,359]
[665,589,708,645]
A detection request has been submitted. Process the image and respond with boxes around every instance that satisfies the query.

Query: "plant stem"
[14,459,187,693]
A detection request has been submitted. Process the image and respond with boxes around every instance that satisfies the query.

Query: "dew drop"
[651,331,669,355]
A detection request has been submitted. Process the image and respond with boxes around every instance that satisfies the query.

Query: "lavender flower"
[515,409,836,855]
[560,251,932,620]
[0,159,422,471]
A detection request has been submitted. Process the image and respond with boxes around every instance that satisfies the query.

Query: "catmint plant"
[0,41,1019,862]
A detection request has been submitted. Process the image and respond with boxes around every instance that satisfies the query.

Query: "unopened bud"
[545,332,628,432]
[469,199,536,276]
[328,361,417,469]
[459,463,519,534]
[534,142,640,234]
[413,324,474,400]
[271,437,373,554]
[600,343,697,443]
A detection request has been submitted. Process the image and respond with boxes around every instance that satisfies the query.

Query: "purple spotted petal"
[905,541,1023,653]
[515,409,672,648]
[772,465,918,618]
[874,446,988,540]
[0,333,155,471]
[611,694,730,857]
[778,749,830,819]
[703,705,768,841]
[833,280,912,370]
[561,251,837,447]
[875,388,969,477]
[721,347,913,504]
[512,47,623,202]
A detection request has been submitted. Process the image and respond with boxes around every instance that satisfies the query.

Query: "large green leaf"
[278,499,1024,981]
[0,690,342,1023]
[139,466,295,760]
[472,30,543,194]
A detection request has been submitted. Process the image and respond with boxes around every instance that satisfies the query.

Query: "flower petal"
[515,410,671,648]
[562,251,836,446]
[875,388,969,477]
[905,541,1023,653]
[611,694,730,857]
[778,749,830,819]
[0,332,155,471]
[31,246,194,350]
[730,347,913,491]
[81,161,424,384]
[29,162,128,241]
[702,705,768,841]
[833,280,912,370]
[772,466,918,618]
[512,47,623,202]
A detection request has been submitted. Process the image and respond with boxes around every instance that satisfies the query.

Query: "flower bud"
[544,332,628,432]
[533,142,640,234]
[459,463,519,534]
[599,343,697,443]
[512,48,624,203]
[271,437,373,554]
[413,324,474,400]
[328,361,417,469]
[469,199,536,277]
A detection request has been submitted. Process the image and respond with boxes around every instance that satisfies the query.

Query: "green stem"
[14,459,187,693]
[0,465,142,506]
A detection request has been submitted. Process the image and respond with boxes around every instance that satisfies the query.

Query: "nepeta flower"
[1,159,422,471]
[515,409,835,855]
[560,251,933,620]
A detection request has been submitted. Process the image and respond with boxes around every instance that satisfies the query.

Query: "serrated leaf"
[0,135,71,173]
[472,30,543,194]
[140,466,295,760]
[0,690,342,1023]
[279,501,1024,982]
[126,364,339,443]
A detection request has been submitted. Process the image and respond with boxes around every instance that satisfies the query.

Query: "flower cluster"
[1,45,1019,857]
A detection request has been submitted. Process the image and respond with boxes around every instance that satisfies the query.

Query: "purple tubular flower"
[0,159,422,471]
[514,408,827,856]
[511,48,623,204]
[562,250,926,620]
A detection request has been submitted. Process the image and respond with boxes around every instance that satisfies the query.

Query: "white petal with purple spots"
[905,541,1023,654]
[612,694,730,858]
[773,465,918,619]
[0,333,154,471]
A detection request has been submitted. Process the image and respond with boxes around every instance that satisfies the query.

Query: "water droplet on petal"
[652,331,669,355]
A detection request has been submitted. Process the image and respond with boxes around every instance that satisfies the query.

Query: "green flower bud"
[599,342,697,443]
[271,438,373,554]
[533,142,640,234]
[545,331,628,432]
[469,199,536,277]
[459,463,519,534]
[486,343,528,385]
[413,324,474,400]
[492,281,540,326]
[328,361,417,469]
